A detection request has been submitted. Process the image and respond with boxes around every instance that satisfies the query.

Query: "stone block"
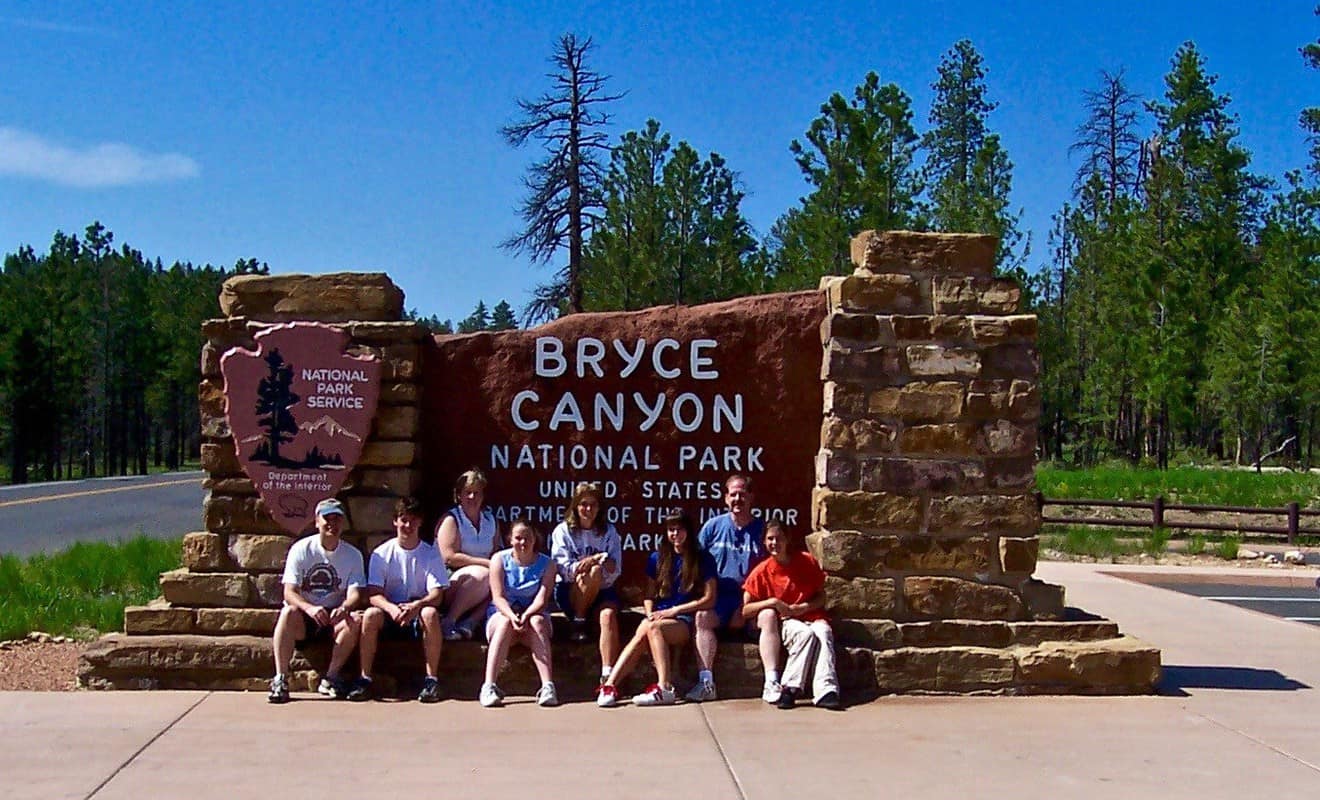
[124,605,195,635]
[1008,380,1039,420]
[218,273,404,322]
[201,317,250,344]
[201,477,257,495]
[200,441,242,477]
[866,458,986,494]
[372,406,419,441]
[347,343,419,382]
[851,419,899,453]
[898,620,1011,648]
[344,467,423,495]
[228,535,296,571]
[999,537,1039,574]
[872,647,940,692]
[934,647,1017,691]
[824,575,897,618]
[885,536,993,572]
[826,274,927,314]
[985,457,1036,491]
[346,497,397,534]
[821,312,883,344]
[890,315,971,342]
[867,382,963,422]
[906,345,981,378]
[1014,637,1161,693]
[198,378,226,420]
[200,342,223,378]
[380,382,421,406]
[204,493,287,536]
[1008,621,1121,646]
[824,382,866,418]
[927,494,1040,535]
[821,344,904,384]
[833,618,902,649]
[980,420,1036,457]
[1021,578,1066,620]
[969,315,1037,345]
[252,574,285,607]
[815,451,858,491]
[343,321,429,344]
[195,608,281,636]
[903,577,1024,621]
[181,533,231,571]
[812,489,922,532]
[159,570,254,607]
[360,441,417,468]
[932,277,1021,315]
[821,417,855,450]
[981,344,1039,379]
[899,423,981,457]
[851,230,996,277]
[807,530,900,577]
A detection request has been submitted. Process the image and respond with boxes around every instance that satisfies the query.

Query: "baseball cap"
[315,498,347,519]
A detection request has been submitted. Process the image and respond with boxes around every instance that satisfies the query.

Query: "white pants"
[781,618,838,701]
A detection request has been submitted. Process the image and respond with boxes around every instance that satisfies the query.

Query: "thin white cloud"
[0,127,200,188]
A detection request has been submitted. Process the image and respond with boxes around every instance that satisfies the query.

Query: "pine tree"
[502,33,623,322]
[457,301,491,333]
[489,301,519,330]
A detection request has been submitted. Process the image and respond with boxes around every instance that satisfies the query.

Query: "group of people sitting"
[268,470,841,710]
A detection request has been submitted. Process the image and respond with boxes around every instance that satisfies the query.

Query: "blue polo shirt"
[697,513,767,591]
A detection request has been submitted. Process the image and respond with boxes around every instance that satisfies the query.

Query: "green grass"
[0,535,181,641]
[1215,536,1241,560]
[1037,464,1320,509]
[1185,534,1207,556]
[1041,526,1145,560]
[1142,527,1171,557]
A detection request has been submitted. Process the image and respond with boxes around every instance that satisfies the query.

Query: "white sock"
[698,669,713,684]
[767,669,781,684]
[601,665,612,679]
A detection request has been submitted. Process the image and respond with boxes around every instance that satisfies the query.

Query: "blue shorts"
[714,579,745,628]
[380,616,426,641]
[554,581,620,619]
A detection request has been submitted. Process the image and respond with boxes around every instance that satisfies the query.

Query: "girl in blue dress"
[596,510,715,707]
[480,519,558,707]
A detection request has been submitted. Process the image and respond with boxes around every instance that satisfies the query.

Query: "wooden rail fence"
[1037,493,1320,545]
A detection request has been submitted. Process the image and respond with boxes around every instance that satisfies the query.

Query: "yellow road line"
[0,477,200,509]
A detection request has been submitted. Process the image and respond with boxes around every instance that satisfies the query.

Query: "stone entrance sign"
[221,322,382,534]
[423,292,825,596]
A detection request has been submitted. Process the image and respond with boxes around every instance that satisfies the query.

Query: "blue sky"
[2,2,1315,324]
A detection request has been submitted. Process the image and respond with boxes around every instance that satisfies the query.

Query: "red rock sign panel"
[221,323,382,534]
[422,291,826,596]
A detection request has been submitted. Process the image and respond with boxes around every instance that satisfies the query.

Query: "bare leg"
[570,565,604,617]
[272,606,305,676]
[442,566,492,628]
[693,609,718,672]
[358,607,385,679]
[648,619,690,688]
[420,606,443,678]
[524,615,555,684]
[756,608,781,676]
[605,620,653,688]
[326,614,361,677]
[598,605,620,669]
[484,614,514,684]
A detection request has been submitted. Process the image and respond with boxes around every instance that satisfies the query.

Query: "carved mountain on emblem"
[299,415,363,442]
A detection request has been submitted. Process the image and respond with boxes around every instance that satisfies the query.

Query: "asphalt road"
[0,471,205,557]
[1146,579,1320,627]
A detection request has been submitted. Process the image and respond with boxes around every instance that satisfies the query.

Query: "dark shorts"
[293,611,333,647]
[380,616,426,641]
[554,582,620,619]
[714,581,744,629]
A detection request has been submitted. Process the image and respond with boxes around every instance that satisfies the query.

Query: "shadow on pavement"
[1160,665,1310,693]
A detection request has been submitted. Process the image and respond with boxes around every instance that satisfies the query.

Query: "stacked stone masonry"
[812,230,1062,623]
[91,247,1160,696]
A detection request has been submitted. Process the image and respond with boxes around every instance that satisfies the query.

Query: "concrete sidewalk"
[4,561,1319,799]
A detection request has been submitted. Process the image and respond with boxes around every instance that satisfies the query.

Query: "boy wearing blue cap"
[269,497,366,704]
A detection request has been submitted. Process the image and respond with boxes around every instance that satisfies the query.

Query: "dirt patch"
[0,640,85,691]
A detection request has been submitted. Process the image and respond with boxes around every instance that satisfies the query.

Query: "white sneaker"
[633,683,677,706]
[685,679,717,702]
[596,684,618,708]
[479,682,504,708]
[761,680,783,704]
[536,682,560,707]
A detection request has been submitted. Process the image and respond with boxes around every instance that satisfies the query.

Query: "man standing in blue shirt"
[685,474,767,701]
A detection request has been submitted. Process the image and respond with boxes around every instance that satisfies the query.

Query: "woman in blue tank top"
[479,519,558,707]
[596,510,715,707]
[437,469,503,640]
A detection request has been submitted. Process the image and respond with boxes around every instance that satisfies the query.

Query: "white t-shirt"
[368,538,450,604]
[281,535,366,609]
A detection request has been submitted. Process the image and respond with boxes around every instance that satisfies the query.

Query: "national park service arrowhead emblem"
[220,323,381,534]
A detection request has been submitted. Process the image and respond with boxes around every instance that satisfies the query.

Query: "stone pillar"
[129,273,425,640]
[809,231,1062,623]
